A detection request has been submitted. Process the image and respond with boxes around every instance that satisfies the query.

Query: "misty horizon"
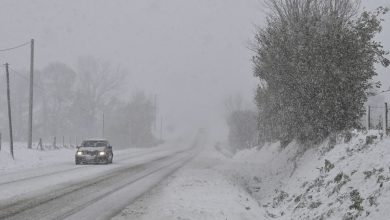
[0,0,389,140]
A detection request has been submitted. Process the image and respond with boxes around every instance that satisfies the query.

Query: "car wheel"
[75,160,80,165]
[110,154,113,163]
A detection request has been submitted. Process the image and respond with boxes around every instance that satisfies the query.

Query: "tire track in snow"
[0,152,179,219]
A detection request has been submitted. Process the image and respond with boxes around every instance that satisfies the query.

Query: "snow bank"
[227,130,390,220]
[114,130,390,220]
[0,143,75,174]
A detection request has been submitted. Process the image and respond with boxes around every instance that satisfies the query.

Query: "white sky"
[0,0,389,138]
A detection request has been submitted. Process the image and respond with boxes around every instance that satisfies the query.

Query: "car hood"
[79,146,106,151]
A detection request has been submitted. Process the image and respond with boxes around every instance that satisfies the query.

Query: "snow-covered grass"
[227,130,390,220]
[115,130,390,220]
[0,143,77,174]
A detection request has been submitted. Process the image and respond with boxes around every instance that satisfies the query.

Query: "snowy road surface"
[0,137,202,220]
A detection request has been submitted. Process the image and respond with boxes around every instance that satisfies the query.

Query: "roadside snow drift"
[230,130,390,220]
[0,143,75,173]
[115,130,390,220]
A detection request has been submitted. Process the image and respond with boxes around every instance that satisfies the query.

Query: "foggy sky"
[0,0,389,139]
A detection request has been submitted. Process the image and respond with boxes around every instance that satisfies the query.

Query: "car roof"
[83,139,108,142]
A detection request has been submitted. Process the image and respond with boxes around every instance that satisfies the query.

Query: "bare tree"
[224,93,243,116]
[71,56,128,137]
[38,63,76,138]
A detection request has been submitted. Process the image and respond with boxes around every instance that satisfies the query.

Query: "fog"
[0,0,389,143]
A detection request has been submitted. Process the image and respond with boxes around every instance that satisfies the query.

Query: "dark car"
[75,139,113,165]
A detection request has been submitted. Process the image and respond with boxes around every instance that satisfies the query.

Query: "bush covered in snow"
[253,0,389,144]
[228,130,390,220]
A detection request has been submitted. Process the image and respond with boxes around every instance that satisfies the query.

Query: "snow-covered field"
[115,130,390,220]
[0,143,76,174]
[1,130,389,220]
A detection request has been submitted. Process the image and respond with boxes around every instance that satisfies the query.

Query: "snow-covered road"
[0,136,202,220]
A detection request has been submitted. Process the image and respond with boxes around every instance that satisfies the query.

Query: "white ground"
[0,136,199,220]
[235,130,390,220]
[114,130,390,220]
[0,141,179,179]
[1,130,389,220]
[113,142,268,220]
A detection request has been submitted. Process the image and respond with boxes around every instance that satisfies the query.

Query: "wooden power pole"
[368,106,371,130]
[385,102,388,135]
[154,95,157,131]
[27,39,34,149]
[5,63,14,159]
[160,117,163,140]
[102,112,105,138]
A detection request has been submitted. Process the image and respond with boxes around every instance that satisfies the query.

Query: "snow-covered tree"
[126,92,157,147]
[227,110,258,150]
[104,93,157,148]
[253,0,389,144]
[37,63,76,138]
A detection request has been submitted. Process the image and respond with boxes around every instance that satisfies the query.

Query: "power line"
[0,39,33,149]
[370,106,385,109]
[8,67,45,92]
[0,41,30,52]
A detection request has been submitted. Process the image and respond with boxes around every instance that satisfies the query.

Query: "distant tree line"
[253,0,389,145]
[0,56,158,148]
[224,94,258,151]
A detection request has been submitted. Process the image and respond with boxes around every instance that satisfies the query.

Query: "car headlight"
[99,151,105,156]
[77,151,83,156]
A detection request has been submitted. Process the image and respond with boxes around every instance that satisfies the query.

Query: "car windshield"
[81,140,108,147]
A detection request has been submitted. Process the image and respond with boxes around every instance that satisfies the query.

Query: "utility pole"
[385,102,388,135]
[102,112,105,138]
[5,63,14,159]
[27,39,34,149]
[368,105,371,130]
[154,95,157,131]
[160,116,163,140]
